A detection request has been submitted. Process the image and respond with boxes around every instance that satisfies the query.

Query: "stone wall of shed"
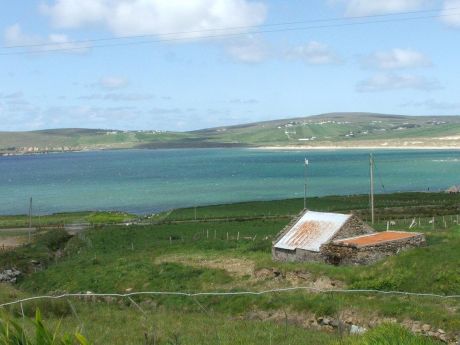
[272,247,323,262]
[321,234,426,265]
[331,215,374,241]
[272,247,295,262]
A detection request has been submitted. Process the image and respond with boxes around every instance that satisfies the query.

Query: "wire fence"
[2,286,460,309]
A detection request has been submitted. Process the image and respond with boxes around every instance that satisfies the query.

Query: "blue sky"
[1,0,460,131]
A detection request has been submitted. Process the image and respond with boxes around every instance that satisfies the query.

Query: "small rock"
[350,325,367,335]
[438,329,446,334]
[345,316,354,324]
[0,268,22,284]
[322,325,334,332]
[422,324,431,332]
[412,324,422,333]
[273,270,281,277]
[330,319,339,328]
[321,317,331,326]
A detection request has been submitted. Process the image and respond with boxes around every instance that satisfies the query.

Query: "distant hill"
[2,113,460,154]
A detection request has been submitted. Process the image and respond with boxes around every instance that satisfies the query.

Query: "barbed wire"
[1,286,459,308]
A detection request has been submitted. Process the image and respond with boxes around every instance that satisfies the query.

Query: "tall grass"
[0,310,88,345]
[336,324,441,345]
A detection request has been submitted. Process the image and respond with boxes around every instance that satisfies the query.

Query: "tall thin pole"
[28,197,32,241]
[369,154,375,225]
[304,158,308,210]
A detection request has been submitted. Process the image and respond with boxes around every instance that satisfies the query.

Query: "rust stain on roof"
[274,211,351,252]
[335,231,417,247]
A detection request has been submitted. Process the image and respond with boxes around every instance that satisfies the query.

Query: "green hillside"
[2,113,460,153]
[195,112,460,147]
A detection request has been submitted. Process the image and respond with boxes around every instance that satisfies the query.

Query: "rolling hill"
[2,112,460,154]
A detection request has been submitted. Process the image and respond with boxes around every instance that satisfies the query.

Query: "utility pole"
[304,157,308,210]
[28,197,33,242]
[369,154,375,225]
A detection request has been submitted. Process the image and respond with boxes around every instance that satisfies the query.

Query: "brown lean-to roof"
[334,231,418,248]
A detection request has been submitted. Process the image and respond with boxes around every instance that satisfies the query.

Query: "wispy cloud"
[286,41,342,65]
[3,23,88,54]
[99,76,128,89]
[362,48,431,70]
[401,98,460,110]
[226,36,269,63]
[356,73,441,92]
[79,93,154,101]
[441,0,460,27]
[229,98,258,104]
[331,0,430,16]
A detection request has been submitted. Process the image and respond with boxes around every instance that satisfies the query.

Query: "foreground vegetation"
[0,192,459,344]
[0,310,442,345]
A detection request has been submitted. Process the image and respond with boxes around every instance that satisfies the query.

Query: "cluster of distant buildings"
[1,146,77,156]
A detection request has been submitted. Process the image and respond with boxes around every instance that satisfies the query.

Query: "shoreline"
[0,190,450,218]
[2,144,460,157]
[252,145,460,151]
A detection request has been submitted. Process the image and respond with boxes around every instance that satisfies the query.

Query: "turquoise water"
[0,148,459,215]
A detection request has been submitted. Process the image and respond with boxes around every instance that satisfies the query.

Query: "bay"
[0,148,459,215]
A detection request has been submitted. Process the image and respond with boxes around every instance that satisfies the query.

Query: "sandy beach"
[253,145,460,151]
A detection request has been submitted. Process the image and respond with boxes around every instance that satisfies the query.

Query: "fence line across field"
[1,287,460,308]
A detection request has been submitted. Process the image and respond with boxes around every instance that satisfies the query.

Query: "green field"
[1,192,459,344]
[0,211,136,229]
[3,113,460,153]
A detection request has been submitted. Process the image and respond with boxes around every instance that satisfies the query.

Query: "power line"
[2,10,460,56]
[2,6,459,51]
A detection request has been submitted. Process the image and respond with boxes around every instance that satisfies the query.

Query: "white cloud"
[363,48,431,69]
[226,36,268,63]
[41,0,267,38]
[286,41,342,65]
[330,0,429,16]
[3,23,88,53]
[401,99,460,110]
[4,24,40,46]
[441,0,460,27]
[356,73,440,92]
[99,76,128,89]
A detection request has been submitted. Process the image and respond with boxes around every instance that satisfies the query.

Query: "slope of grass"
[1,192,459,343]
[3,113,460,151]
[164,192,460,221]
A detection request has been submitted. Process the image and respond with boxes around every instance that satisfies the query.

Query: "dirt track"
[0,236,27,249]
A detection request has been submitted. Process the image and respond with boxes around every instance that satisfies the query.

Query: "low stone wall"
[321,233,426,265]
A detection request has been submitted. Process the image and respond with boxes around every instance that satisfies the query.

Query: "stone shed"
[272,210,373,262]
[321,231,426,265]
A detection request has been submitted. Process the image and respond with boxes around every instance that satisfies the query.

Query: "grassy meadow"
[1,192,459,344]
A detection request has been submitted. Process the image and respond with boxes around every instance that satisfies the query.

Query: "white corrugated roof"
[274,211,351,252]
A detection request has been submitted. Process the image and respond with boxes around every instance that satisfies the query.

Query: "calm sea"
[0,148,459,215]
